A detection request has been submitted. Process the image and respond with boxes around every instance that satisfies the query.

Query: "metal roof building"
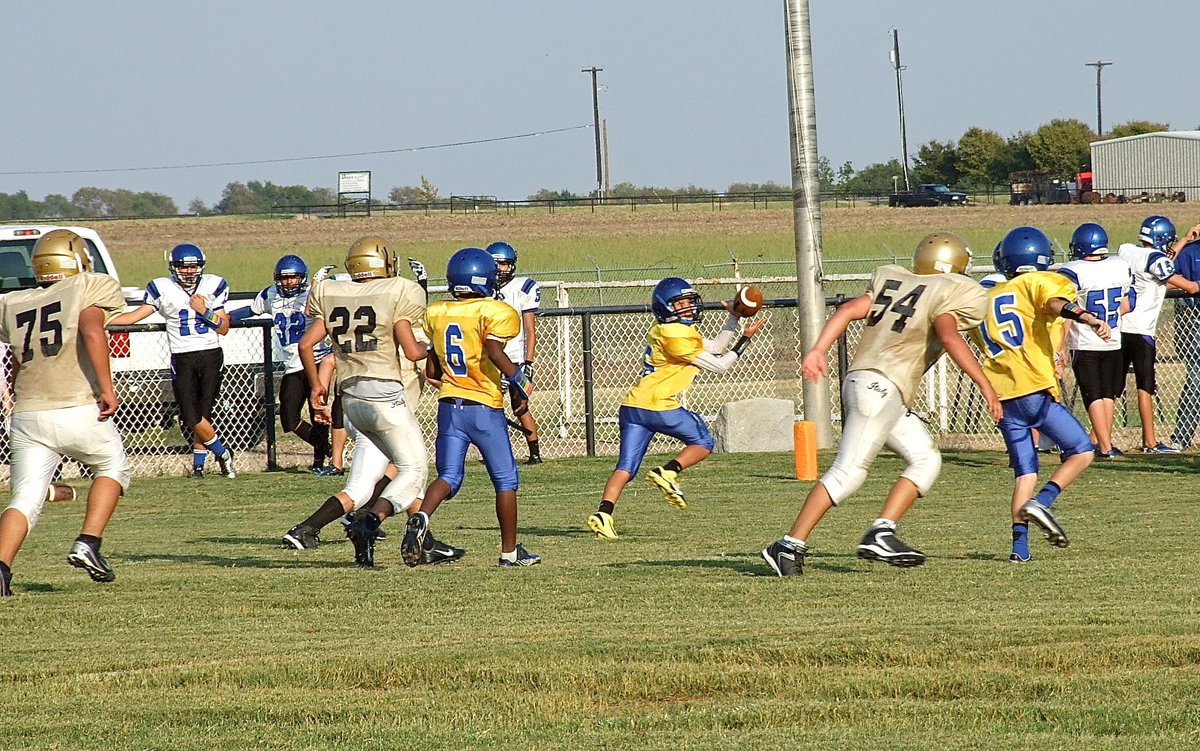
[1090,131,1200,201]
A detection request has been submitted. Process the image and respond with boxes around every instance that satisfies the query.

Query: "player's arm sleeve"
[944,284,987,332]
[485,302,521,343]
[393,282,426,324]
[703,313,742,353]
[0,299,8,344]
[307,286,326,320]
[86,275,130,324]
[211,278,230,310]
[142,279,162,306]
[520,278,540,313]
[692,349,739,375]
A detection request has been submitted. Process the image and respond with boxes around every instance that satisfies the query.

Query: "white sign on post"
[338,171,371,194]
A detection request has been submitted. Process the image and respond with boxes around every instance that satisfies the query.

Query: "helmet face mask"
[446,247,498,298]
[32,229,92,285]
[345,236,397,281]
[274,254,309,298]
[1138,215,1176,251]
[912,232,971,275]
[1069,223,1109,259]
[651,277,703,325]
[486,241,517,287]
[997,226,1052,278]
[168,243,206,292]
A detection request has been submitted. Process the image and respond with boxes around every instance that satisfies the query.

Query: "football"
[731,286,764,317]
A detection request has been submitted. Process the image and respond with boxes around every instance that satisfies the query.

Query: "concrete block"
[711,397,797,453]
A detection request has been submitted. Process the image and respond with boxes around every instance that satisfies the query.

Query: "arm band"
[1059,301,1091,322]
[730,335,753,357]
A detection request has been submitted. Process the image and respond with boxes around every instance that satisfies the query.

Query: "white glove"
[313,264,337,283]
[407,258,428,283]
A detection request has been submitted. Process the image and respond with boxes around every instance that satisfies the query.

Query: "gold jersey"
[0,273,125,413]
[851,265,987,407]
[307,275,426,386]
[424,297,520,408]
[622,322,705,411]
[973,271,1076,400]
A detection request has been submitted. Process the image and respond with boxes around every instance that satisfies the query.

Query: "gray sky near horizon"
[4,1,1198,208]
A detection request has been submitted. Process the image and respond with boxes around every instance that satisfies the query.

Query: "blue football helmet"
[991,242,1003,273]
[447,247,498,298]
[168,243,206,291]
[651,277,703,325]
[274,254,308,298]
[997,226,1052,278]
[1069,223,1109,259]
[486,241,517,287]
[1138,215,1176,250]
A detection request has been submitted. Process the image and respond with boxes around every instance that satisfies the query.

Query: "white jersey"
[251,285,331,373]
[979,272,1007,290]
[1057,257,1133,351]
[1117,242,1177,335]
[495,276,540,364]
[143,273,229,354]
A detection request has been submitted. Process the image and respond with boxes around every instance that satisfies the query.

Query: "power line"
[0,124,593,177]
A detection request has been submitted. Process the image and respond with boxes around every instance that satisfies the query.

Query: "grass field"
[3,450,1199,750]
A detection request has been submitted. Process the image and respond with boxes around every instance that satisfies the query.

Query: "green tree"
[214,182,266,214]
[1105,120,1170,139]
[416,176,439,204]
[41,194,79,219]
[843,159,906,194]
[911,141,960,185]
[835,161,855,188]
[0,191,44,220]
[955,128,1007,186]
[1027,119,1095,176]
[998,131,1037,178]
[528,188,581,201]
[187,198,210,215]
[389,185,421,204]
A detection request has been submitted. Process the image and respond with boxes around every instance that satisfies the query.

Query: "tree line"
[0,119,1183,220]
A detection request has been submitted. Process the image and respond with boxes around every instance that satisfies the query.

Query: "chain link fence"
[3,267,1193,481]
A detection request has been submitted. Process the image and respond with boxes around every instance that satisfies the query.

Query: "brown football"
[731,286,764,317]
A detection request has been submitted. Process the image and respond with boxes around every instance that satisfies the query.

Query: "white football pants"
[340,395,427,514]
[7,404,131,528]
[819,370,941,505]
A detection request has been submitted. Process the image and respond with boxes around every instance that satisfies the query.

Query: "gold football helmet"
[344,235,397,281]
[913,232,971,275]
[32,229,93,284]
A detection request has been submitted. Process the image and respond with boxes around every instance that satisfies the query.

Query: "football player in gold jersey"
[400,247,542,567]
[297,236,435,567]
[975,227,1109,562]
[763,233,1001,577]
[0,230,131,596]
[586,277,765,539]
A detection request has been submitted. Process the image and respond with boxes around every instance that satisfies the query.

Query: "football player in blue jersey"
[111,244,235,478]
[488,241,544,464]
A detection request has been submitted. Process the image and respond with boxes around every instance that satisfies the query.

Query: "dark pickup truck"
[888,183,970,207]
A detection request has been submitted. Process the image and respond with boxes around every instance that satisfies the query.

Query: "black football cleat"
[345,516,378,567]
[282,524,319,550]
[400,514,429,568]
[67,540,116,582]
[423,534,466,565]
[856,525,926,568]
[0,564,11,597]
[761,539,808,576]
[1019,500,1070,548]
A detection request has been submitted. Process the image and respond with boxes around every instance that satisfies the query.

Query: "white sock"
[500,548,517,563]
[872,518,897,530]
[783,535,806,548]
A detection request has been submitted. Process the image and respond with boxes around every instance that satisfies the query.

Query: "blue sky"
[3,1,1197,207]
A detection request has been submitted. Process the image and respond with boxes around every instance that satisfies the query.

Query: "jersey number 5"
[978,292,1025,357]
[14,302,63,363]
[867,281,927,333]
[328,306,378,354]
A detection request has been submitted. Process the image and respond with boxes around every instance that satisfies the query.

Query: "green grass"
[3,451,1199,750]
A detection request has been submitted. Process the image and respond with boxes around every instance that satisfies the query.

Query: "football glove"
[407,257,428,283]
[506,364,533,402]
[313,264,337,283]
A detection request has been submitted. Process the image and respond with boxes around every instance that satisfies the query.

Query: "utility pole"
[890,28,910,191]
[602,119,611,197]
[582,66,604,198]
[784,0,832,447]
[1085,60,1113,135]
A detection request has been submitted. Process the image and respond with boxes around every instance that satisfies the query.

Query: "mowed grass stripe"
[2,451,1200,749]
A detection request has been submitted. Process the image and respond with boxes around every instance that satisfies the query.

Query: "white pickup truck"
[0,225,273,452]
